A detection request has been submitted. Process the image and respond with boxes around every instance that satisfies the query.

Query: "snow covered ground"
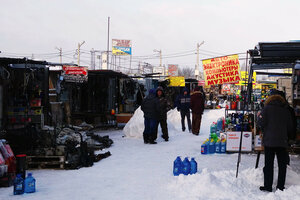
[1,108,300,200]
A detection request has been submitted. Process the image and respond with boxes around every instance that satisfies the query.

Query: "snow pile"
[168,167,300,200]
[123,107,182,138]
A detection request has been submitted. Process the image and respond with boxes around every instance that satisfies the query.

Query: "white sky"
[1,0,300,71]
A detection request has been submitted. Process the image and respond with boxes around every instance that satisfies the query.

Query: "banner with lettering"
[202,54,241,86]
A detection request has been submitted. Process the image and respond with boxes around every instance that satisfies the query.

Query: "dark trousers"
[180,110,191,131]
[155,119,168,140]
[143,118,158,142]
[263,146,289,190]
[192,113,202,135]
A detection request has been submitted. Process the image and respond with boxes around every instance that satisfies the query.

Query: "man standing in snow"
[190,86,205,135]
[176,88,192,132]
[155,86,172,141]
[258,91,294,192]
[141,89,160,144]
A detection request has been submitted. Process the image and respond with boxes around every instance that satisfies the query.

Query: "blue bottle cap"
[28,173,32,176]
[16,174,21,178]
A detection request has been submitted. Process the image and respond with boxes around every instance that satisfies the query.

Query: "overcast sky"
[1,0,300,71]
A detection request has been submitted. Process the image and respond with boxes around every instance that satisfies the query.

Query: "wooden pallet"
[27,156,65,169]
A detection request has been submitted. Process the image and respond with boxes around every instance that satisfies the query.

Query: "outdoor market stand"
[246,42,300,155]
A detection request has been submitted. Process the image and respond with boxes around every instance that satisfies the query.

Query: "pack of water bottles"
[173,156,197,176]
[13,172,36,195]
[201,120,227,155]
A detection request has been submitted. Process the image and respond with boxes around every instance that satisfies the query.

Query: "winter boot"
[149,134,157,144]
[259,186,272,192]
[143,134,149,144]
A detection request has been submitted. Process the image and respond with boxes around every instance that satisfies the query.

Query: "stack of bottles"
[14,172,36,195]
[173,156,197,176]
[201,137,226,154]
[225,113,253,132]
[201,120,226,155]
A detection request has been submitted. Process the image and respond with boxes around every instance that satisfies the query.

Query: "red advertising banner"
[168,64,178,77]
[63,66,88,76]
[62,65,88,83]
[202,54,241,86]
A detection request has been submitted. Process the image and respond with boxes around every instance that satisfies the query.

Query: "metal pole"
[77,41,85,66]
[159,49,162,67]
[236,51,252,178]
[107,17,110,70]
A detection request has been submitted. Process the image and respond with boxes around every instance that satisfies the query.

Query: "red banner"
[63,66,88,76]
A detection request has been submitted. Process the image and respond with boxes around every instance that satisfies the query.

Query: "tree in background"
[178,67,195,79]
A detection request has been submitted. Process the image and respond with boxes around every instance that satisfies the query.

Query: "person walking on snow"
[155,86,172,141]
[190,86,205,135]
[176,88,192,132]
[257,91,295,192]
[141,89,160,144]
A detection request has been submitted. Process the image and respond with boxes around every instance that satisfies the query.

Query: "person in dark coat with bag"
[155,86,172,141]
[257,92,294,192]
[176,88,192,132]
[190,86,205,135]
[141,89,160,144]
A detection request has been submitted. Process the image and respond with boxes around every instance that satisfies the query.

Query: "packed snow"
[1,108,300,200]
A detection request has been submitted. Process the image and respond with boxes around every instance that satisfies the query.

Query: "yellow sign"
[168,76,185,87]
[202,54,241,86]
[283,68,292,74]
[236,71,256,85]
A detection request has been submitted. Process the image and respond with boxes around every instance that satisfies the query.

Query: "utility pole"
[196,41,205,80]
[90,48,95,70]
[107,17,110,70]
[154,49,162,74]
[77,41,85,66]
[55,47,62,64]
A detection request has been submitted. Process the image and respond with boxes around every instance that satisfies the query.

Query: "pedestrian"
[190,86,205,135]
[155,86,172,141]
[141,89,160,144]
[257,91,295,192]
[176,88,192,132]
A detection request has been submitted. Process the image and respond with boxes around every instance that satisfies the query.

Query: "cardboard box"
[254,135,264,151]
[226,131,252,152]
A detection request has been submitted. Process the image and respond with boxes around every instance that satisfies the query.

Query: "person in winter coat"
[190,86,205,135]
[257,93,294,192]
[141,89,160,144]
[176,88,192,132]
[155,86,172,141]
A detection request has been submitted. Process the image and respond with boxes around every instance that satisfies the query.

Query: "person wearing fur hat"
[141,89,160,144]
[257,92,294,192]
[176,88,192,132]
[155,86,172,141]
[190,86,205,135]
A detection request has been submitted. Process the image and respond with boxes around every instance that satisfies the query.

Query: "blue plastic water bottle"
[190,158,197,174]
[173,156,182,176]
[201,141,208,154]
[182,157,191,175]
[14,174,24,195]
[215,140,221,153]
[24,173,36,193]
[221,139,226,153]
[209,139,216,154]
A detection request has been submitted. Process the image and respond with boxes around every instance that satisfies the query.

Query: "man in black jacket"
[141,89,160,144]
[258,93,294,192]
[176,88,192,132]
[155,86,172,141]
